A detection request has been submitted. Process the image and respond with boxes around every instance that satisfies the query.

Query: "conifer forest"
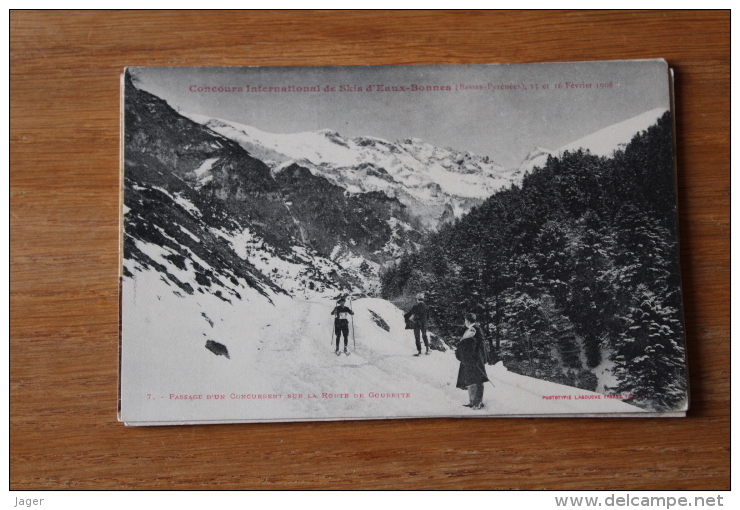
[381,112,686,411]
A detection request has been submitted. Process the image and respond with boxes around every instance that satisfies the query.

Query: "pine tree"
[611,285,687,410]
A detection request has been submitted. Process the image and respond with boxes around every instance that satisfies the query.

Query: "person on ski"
[455,313,489,410]
[331,296,354,355]
[404,293,430,356]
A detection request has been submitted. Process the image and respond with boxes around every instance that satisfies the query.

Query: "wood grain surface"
[10,10,729,490]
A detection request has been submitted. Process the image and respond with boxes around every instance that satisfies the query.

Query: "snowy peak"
[185,114,518,228]
[519,108,669,173]
[123,78,367,304]
[559,107,668,156]
[518,146,556,174]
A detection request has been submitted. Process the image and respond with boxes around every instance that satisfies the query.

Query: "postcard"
[120,60,686,425]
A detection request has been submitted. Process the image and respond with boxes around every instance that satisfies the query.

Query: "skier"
[454,313,489,410]
[330,296,354,355]
[404,293,430,356]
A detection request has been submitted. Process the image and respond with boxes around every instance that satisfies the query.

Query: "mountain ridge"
[184,114,519,229]
[518,107,669,174]
[124,76,423,299]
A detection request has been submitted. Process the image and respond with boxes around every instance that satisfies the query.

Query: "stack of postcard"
[119,60,687,425]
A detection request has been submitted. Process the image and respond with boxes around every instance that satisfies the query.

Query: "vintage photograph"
[119,61,686,424]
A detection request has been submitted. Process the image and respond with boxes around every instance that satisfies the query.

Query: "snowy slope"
[121,274,644,424]
[186,115,518,227]
[123,76,400,300]
[518,108,669,173]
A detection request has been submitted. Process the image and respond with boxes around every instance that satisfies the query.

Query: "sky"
[129,60,671,168]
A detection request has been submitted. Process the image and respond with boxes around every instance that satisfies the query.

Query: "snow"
[183,114,515,223]
[172,192,201,218]
[388,217,414,233]
[519,108,668,173]
[178,225,201,243]
[135,184,199,220]
[121,272,645,424]
[194,174,213,189]
[559,108,667,157]
[272,160,297,175]
[193,157,219,177]
[153,225,178,244]
[133,239,200,288]
[210,225,351,298]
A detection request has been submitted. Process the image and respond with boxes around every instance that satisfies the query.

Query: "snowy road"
[121,270,644,424]
[243,297,466,420]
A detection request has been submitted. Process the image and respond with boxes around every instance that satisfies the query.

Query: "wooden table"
[10,10,729,490]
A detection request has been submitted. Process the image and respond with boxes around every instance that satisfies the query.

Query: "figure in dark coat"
[331,297,354,354]
[455,313,488,410]
[404,293,430,356]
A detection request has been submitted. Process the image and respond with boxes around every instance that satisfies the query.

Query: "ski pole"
[330,306,335,346]
[349,297,355,349]
[478,366,496,388]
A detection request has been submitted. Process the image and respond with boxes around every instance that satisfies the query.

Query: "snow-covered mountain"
[186,115,518,229]
[123,76,425,298]
[518,108,670,174]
